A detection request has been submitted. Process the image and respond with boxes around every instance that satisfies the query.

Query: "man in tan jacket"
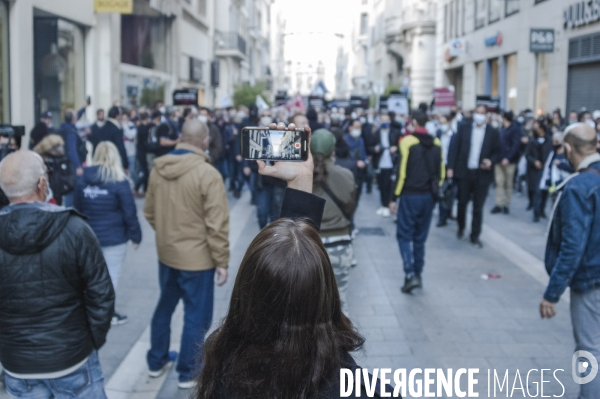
[144,119,229,389]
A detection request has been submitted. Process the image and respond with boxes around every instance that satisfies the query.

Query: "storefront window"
[34,17,85,128]
[475,0,486,29]
[121,16,169,72]
[0,1,9,123]
[489,0,502,23]
[506,54,518,112]
[505,0,519,16]
[490,58,499,96]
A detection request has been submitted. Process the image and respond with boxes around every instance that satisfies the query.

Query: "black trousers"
[376,168,394,207]
[456,170,491,240]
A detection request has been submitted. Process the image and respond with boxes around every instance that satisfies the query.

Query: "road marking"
[105,191,254,399]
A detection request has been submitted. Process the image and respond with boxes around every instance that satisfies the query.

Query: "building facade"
[435,0,600,113]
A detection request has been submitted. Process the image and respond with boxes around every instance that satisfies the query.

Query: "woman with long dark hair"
[195,122,386,399]
[525,118,554,222]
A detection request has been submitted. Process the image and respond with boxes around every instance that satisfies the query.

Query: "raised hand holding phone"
[257,122,313,193]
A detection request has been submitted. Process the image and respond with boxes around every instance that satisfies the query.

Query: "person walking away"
[526,118,554,222]
[311,129,357,315]
[491,110,521,214]
[436,115,455,227]
[90,106,129,171]
[134,112,151,197]
[144,119,229,389]
[33,134,75,206]
[344,119,368,202]
[73,141,141,325]
[147,110,179,159]
[541,132,574,205]
[227,112,245,198]
[91,109,106,139]
[447,104,501,248]
[198,108,223,165]
[539,123,600,399]
[122,111,138,185]
[29,111,53,150]
[0,150,114,398]
[60,109,86,207]
[369,114,398,218]
[389,110,444,293]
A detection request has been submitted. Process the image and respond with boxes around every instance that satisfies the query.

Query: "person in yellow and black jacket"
[389,110,445,294]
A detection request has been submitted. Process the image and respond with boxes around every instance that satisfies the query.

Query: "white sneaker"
[178,380,197,389]
[376,207,384,216]
[381,208,391,218]
[148,351,177,378]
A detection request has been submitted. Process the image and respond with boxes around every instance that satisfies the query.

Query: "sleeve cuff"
[280,188,325,231]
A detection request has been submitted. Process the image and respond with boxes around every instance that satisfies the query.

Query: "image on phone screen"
[242,128,307,161]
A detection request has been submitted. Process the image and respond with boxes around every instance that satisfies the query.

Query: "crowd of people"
[0,96,599,398]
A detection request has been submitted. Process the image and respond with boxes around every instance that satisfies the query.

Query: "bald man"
[0,150,114,397]
[540,123,600,397]
[143,118,229,389]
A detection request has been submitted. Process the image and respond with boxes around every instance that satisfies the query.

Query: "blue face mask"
[380,122,390,129]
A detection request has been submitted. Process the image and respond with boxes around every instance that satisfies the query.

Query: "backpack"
[44,155,75,197]
[147,121,174,154]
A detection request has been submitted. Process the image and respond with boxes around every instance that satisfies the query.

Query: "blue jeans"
[255,185,285,229]
[4,351,106,399]
[147,262,215,382]
[571,287,600,399]
[396,194,435,277]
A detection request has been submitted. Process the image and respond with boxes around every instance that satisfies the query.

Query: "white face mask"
[350,129,362,138]
[260,117,272,127]
[159,107,166,114]
[198,115,208,124]
[473,113,486,126]
[586,119,596,128]
[440,125,449,133]
[491,120,500,129]
[359,116,366,124]
[42,177,52,203]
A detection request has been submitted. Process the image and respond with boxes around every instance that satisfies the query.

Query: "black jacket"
[525,136,554,190]
[499,122,522,163]
[90,119,129,169]
[447,122,501,184]
[366,127,400,170]
[0,203,115,374]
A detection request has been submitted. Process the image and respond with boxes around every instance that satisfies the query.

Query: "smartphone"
[241,127,309,161]
[86,96,91,106]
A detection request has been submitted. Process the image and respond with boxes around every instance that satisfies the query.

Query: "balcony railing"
[217,31,246,56]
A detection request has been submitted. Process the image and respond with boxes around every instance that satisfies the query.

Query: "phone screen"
[242,128,308,161]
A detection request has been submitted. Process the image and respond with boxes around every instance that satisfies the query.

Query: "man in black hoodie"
[0,150,114,398]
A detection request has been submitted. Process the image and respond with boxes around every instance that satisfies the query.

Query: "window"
[362,0,368,4]
[360,13,368,35]
[462,0,466,35]
[535,0,548,3]
[505,0,519,16]
[475,0,486,29]
[444,4,448,42]
[449,1,454,39]
[0,1,8,123]
[198,0,206,16]
[489,0,501,23]
[454,0,459,38]
[121,16,169,72]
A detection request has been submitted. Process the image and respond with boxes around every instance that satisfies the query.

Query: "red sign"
[434,88,456,108]
[294,142,301,149]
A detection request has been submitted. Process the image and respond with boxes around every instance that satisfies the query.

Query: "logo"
[484,32,502,47]
[294,142,301,149]
[572,350,598,384]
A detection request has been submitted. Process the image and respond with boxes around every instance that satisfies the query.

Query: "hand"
[540,299,557,318]
[390,146,398,154]
[132,243,139,250]
[258,122,314,193]
[76,167,84,176]
[389,201,397,215]
[501,159,509,167]
[235,155,243,162]
[374,145,381,153]
[535,160,543,170]
[554,160,561,166]
[447,169,454,178]
[243,167,251,176]
[215,267,228,286]
[357,160,366,169]
[480,159,492,170]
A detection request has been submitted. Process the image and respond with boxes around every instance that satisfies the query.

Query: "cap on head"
[41,111,52,119]
[310,129,336,157]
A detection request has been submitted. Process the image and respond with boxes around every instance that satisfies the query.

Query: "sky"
[277,0,353,95]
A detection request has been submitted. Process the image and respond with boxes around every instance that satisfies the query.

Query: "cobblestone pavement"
[0,185,581,398]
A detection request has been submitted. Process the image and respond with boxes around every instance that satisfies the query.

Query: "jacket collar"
[577,153,600,171]
[174,142,210,162]
[107,118,121,128]
[413,127,428,134]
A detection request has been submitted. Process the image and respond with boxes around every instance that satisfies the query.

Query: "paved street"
[0,185,581,398]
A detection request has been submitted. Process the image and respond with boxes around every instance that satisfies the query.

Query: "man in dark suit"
[447,104,501,248]
[89,106,129,171]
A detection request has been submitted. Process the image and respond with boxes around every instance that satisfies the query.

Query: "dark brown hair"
[195,219,364,399]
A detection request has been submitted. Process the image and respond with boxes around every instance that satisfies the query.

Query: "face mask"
[456,113,463,122]
[380,122,390,129]
[198,115,208,124]
[42,177,52,203]
[359,116,366,124]
[367,115,374,124]
[351,112,357,119]
[517,116,524,124]
[350,129,361,138]
[491,121,500,129]
[260,117,272,127]
[440,125,449,133]
[525,124,533,131]
[473,113,486,126]
[586,119,596,128]
[159,107,166,114]
[395,116,403,124]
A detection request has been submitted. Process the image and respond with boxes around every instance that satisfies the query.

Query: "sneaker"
[503,207,509,214]
[436,220,447,227]
[490,206,503,214]
[457,229,465,240]
[470,237,483,248]
[376,207,385,216]
[111,312,128,326]
[381,208,391,218]
[178,379,197,389]
[148,351,178,378]
[401,275,422,294]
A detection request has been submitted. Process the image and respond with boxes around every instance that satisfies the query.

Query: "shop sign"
[476,95,501,113]
[484,32,503,47]
[387,94,409,116]
[308,96,325,108]
[210,61,220,87]
[173,89,199,106]
[449,39,466,57]
[564,0,600,29]
[94,0,133,14]
[189,58,203,83]
[434,88,456,108]
[530,29,555,53]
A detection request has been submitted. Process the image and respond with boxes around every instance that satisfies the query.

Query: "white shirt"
[379,129,393,169]
[468,123,486,169]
